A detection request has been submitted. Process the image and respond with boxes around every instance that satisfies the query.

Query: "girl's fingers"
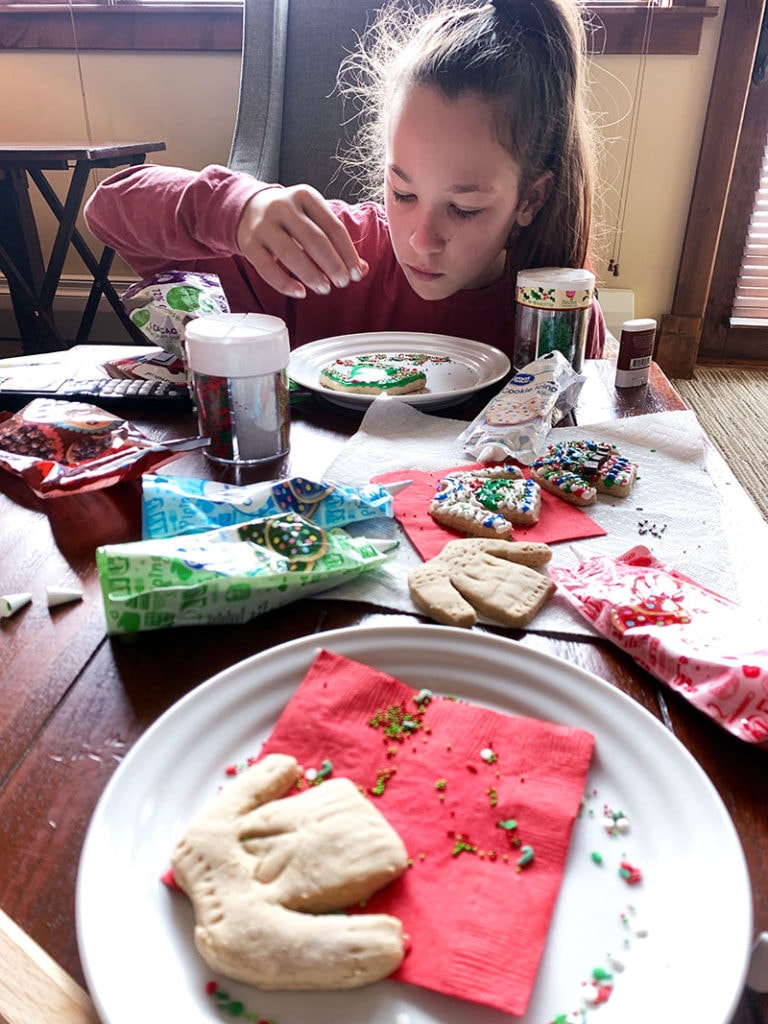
[238,185,367,298]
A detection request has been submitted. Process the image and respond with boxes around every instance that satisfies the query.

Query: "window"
[0,1,717,55]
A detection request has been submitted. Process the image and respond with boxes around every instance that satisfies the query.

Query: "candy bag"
[458,350,584,465]
[0,399,205,498]
[551,545,768,745]
[141,473,399,539]
[96,513,396,634]
[121,271,229,358]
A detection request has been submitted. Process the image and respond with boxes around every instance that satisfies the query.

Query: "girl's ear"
[515,171,553,227]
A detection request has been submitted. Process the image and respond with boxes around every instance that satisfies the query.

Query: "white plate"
[76,625,752,1024]
[288,332,510,410]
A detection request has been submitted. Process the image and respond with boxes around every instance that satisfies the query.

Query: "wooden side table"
[0,141,166,355]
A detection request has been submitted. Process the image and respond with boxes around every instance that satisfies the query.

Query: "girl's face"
[384,84,543,300]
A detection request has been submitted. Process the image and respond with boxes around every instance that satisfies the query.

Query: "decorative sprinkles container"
[184,312,290,465]
[513,267,595,372]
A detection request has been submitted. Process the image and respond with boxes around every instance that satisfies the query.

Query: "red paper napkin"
[259,649,595,1016]
[372,463,606,561]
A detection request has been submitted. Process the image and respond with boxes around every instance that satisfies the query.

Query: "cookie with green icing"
[319,353,427,395]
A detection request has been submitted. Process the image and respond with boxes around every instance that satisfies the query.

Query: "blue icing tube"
[141,474,396,539]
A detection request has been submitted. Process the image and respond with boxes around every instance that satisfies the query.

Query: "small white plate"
[76,624,752,1024]
[288,331,510,410]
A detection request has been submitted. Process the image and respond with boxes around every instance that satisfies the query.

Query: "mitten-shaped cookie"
[172,753,408,990]
[408,538,555,627]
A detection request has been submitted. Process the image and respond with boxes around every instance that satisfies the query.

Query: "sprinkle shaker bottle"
[615,318,657,388]
[513,267,595,372]
[184,312,290,464]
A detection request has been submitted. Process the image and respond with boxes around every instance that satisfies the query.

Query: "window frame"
[0,2,717,55]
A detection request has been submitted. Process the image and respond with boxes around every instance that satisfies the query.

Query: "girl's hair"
[337,0,597,275]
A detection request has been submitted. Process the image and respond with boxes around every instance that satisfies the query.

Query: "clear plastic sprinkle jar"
[184,313,290,465]
[513,267,596,372]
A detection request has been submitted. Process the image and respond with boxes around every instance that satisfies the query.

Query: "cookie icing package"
[458,351,585,465]
[96,513,396,635]
[141,473,396,539]
[552,545,768,745]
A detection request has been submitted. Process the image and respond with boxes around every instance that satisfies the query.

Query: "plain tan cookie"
[408,539,555,627]
[172,753,408,991]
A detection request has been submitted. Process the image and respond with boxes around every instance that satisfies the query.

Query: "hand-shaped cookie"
[408,538,555,628]
[172,753,408,990]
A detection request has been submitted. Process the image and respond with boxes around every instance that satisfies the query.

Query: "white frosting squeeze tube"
[552,545,768,746]
[96,513,397,635]
[458,351,585,465]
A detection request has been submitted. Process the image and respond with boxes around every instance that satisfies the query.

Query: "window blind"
[731,132,768,325]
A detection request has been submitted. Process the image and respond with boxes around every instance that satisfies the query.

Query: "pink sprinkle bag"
[551,545,768,746]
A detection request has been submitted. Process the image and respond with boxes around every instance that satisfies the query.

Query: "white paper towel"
[314,398,763,636]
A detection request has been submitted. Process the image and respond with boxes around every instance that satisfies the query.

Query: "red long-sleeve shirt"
[84,162,605,359]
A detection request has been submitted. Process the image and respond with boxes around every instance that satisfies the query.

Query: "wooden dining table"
[0,350,766,1024]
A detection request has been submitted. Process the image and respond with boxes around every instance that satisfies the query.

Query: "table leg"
[31,161,150,346]
[0,169,63,354]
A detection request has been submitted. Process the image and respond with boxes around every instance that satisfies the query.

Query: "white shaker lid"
[516,267,596,290]
[184,313,290,377]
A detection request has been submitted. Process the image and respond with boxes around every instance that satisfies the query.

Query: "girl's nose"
[409,211,445,255]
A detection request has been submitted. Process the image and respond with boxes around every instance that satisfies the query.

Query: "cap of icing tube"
[46,585,84,608]
[0,592,32,617]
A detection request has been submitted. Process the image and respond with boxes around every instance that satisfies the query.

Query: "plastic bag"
[458,351,585,465]
[96,513,396,634]
[552,545,768,745]
[0,399,205,497]
[141,473,398,539]
[121,271,229,359]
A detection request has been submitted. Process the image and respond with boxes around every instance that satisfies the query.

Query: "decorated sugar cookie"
[429,466,542,538]
[319,353,428,395]
[530,440,638,506]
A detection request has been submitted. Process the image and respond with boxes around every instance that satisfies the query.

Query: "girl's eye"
[391,190,415,204]
[451,205,482,220]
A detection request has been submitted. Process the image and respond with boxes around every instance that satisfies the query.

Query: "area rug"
[671,366,768,521]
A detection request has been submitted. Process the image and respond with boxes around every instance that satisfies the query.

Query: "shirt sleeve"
[83,163,267,280]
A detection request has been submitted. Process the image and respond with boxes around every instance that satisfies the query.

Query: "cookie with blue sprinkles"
[530,440,638,506]
[429,466,541,538]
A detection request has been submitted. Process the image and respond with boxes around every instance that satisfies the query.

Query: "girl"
[85,0,605,359]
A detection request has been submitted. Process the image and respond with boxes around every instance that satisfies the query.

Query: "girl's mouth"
[407,265,444,282]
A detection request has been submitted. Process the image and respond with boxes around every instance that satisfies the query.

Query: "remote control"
[0,375,192,413]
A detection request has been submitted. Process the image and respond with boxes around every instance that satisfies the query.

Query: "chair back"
[228,0,380,201]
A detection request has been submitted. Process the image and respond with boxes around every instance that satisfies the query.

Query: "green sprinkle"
[497,818,518,831]
[592,966,613,982]
[517,844,535,868]
[591,851,604,864]
[435,779,447,790]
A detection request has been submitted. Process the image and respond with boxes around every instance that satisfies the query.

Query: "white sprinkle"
[608,951,627,971]
[602,815,617,832]
[614,815,631,833]
[304,768,318,782]
[632,919,649,938]
[480,747,495,762]
[48,820,57,830]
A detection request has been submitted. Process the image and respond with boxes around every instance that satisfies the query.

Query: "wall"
[0,10,723,343]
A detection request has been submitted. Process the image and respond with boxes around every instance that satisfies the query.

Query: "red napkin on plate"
[372,463,606,561]
[259,648,595,1016]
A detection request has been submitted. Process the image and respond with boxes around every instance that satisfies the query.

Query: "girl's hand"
[236,184,368,298]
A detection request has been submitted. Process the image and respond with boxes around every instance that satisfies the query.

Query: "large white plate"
[288,332,510,410]
[76,625,752,1024]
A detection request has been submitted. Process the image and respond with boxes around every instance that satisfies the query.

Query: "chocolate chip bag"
[0,399,204,497]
